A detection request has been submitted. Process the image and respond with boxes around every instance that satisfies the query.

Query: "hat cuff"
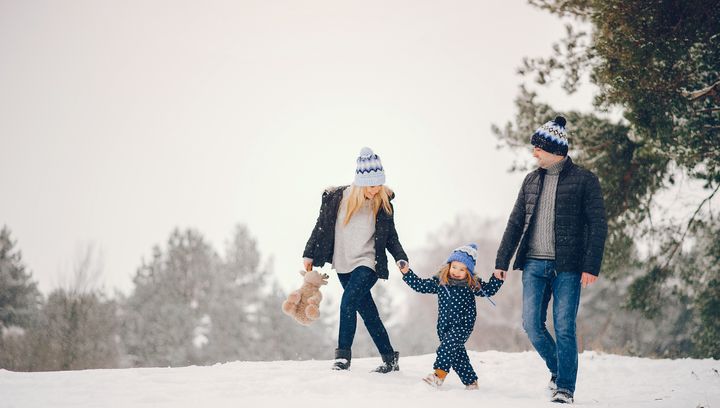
[446,253,476,275]
[354,172,386,186]
[531,133,568,156]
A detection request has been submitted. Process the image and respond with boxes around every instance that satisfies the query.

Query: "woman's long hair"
[437,263,480,289]
[343,185,393,226]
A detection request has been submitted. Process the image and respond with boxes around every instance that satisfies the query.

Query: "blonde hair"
[436,263,480,289]
[343,185,393,226]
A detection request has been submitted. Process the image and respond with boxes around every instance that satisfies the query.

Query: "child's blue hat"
[446,243,478,275]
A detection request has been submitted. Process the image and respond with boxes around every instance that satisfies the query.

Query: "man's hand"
[397,260,410,275]
[581,272,598,288]
[303,258,313,272]
[493,269,506,280]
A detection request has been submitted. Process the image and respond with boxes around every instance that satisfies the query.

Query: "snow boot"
[548,374,558,390]
[465,381,479,390]
[372,351,399,373]
[332,348,351,370]
[551,389,574,404]
[422,370,446,388]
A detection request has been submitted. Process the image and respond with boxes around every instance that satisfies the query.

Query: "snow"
[1,351,718,408]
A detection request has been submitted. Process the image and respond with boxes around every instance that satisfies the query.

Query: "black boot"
[332,348,351,370]
[373,351,399,373]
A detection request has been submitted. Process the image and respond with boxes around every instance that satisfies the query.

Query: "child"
[398,243,503,390]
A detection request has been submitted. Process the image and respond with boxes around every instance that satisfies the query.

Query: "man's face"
[532,146,562,168]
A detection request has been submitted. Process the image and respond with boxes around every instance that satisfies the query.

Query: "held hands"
[397,260,410,275]
[303,258,313,272]
[493,269,506,281]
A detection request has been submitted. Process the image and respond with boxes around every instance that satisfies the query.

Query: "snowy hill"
[1,351,718,408]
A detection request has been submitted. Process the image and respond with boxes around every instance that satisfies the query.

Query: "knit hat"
[354,147,386,186]
[446,243,478,275]
[531,116,569,156]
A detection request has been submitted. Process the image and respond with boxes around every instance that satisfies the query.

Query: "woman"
[303,147,408,373]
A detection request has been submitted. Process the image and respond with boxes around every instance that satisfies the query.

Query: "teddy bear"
[282,269,329,326]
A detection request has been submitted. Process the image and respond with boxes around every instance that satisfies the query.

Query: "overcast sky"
[0,0,596,295]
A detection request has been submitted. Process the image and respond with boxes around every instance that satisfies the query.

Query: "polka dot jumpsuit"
[402,270,503,385]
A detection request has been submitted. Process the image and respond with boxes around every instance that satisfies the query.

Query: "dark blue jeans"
[522,259,582,394]
[337,266,394,356]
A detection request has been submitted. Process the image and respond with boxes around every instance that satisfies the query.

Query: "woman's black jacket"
[303,186,408,279]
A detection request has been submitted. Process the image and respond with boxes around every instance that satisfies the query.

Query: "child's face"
[449,261,469,279]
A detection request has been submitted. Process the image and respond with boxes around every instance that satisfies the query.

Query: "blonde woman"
[303,147,408,373]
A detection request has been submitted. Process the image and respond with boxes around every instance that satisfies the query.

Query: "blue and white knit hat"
[354,147,386,186]
[531,116,569,156]
[446,243,478,275]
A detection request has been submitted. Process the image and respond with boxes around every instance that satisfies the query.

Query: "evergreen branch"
[694,107,720,113]
[682,80,720,101]
[662,183,720,269]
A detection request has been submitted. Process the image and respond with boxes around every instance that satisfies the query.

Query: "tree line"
[0,225,331,371]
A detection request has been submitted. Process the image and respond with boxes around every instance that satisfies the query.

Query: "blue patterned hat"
[531,116,569,156]
[446,243,478,275]
[354,147,386,186]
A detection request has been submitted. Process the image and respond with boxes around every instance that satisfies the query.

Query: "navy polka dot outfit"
[402,270,503,385]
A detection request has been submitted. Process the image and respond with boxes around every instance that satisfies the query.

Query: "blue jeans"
[522,259,582,394]
[337,266,394,356]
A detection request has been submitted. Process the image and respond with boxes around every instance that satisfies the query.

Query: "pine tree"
[122,228,219,367]
[0,226,42,369]
[494,0,720,357]
[203,225,265,362]
[0,226,41,329]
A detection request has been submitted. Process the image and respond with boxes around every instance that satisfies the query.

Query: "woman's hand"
[493,269,506,280]
[397,260,409,275]
[303,258,313,272]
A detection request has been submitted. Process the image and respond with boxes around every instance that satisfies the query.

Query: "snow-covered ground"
[1,351,718,408]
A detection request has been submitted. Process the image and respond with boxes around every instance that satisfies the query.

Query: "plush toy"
[282,269,329,326]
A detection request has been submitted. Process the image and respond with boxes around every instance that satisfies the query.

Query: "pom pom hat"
[446,243,478,275]
[354,147,386,186]
[531,116,569,156]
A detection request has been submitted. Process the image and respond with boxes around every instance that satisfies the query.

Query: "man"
[494,116,607,404]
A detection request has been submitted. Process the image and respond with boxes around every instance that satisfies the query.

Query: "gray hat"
[354,147,385,186]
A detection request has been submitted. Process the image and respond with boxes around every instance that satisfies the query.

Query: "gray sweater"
[527,157,567,260]
[332,188,376,273]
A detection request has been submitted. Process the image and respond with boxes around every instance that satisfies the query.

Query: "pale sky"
[0,0,596,295]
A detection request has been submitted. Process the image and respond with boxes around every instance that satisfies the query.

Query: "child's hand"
[396,260,410,275]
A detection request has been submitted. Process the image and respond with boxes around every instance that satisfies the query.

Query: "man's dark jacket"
[303,186,408,279]
[495,157,608,276]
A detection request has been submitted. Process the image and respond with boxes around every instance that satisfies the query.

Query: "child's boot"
[332,348,351,370]
[465,381,479,390]
[423,369,447,388]
[373,351,399,373]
